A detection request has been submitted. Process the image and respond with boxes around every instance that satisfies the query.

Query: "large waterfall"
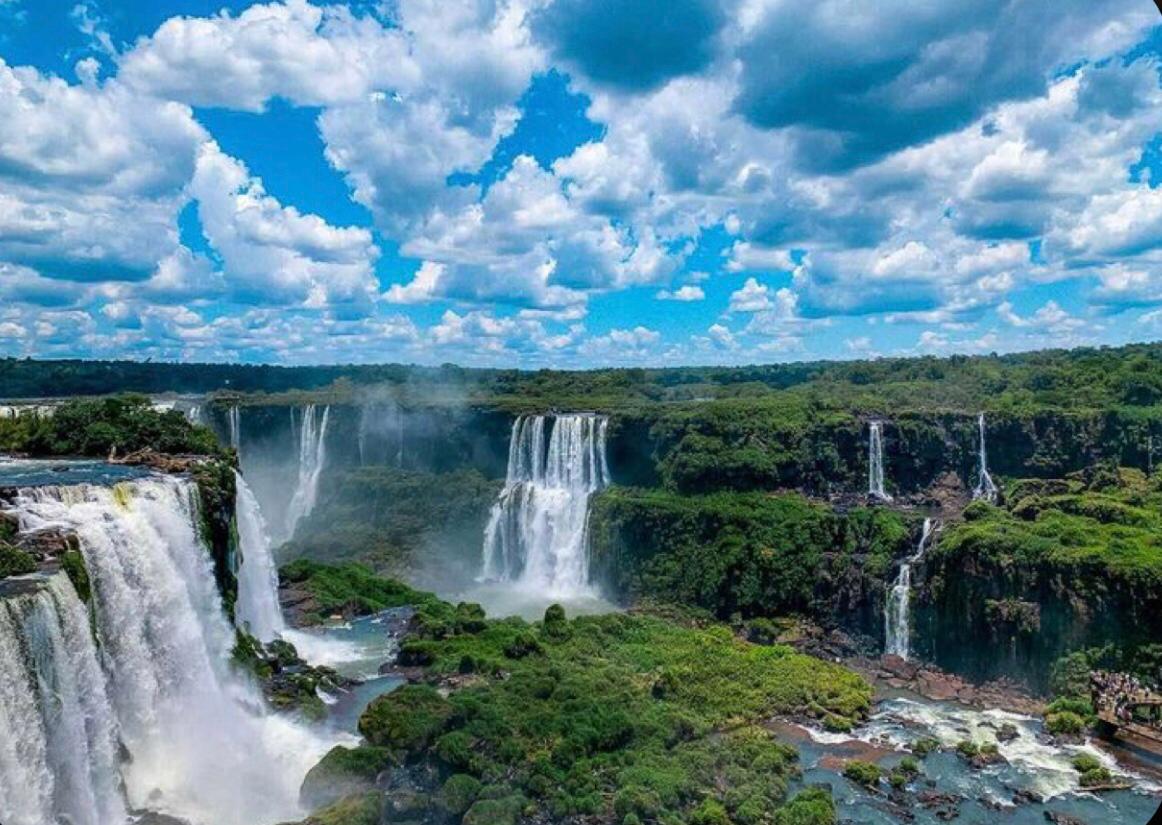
[884,518,936,660]
[235,471,286,642]
[868,421,892,501]
[0,574,125,825]
[973,413,999,503]
[481,414,610,597]
[284,404,330,541]
[1,477,335,825]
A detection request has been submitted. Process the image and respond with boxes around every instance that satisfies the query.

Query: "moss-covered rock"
[300,746,394,811]
[358,684,454,754]
[292,792,381,825]
[0,543,36,578]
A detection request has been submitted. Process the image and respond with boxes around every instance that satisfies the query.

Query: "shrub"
[1045,711,1085,736]
[542,603,570,640]
[842,761,881,787]
[773,787,835,825]
[358,684,453,753]
[910,737,940,757]
[1072,753,1102,773]
[437,774,482,816]
[0,544,36,578]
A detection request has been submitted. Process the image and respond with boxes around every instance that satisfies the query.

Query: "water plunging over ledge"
[884,518,936,660]
[481,414,610,600]
[973,413,999,503]
[0,477,339,825]
[235,471,286,642]
[868,421,892,501]
[284,404,330,542]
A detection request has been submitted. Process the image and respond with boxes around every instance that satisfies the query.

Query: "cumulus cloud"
[656,285,705,301]
[732,0,1156,170]
[0,59,205,282]
[189,141,380,311]
[532,0,726,92]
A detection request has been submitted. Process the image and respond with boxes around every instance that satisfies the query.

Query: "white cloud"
[118,0,417,110]
[656,285,705,302]
[189,142,380,311]
[728,277,773,312]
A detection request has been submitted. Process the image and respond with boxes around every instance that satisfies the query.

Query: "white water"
[868,421,892,501]
[808,696,1154,802]
[228,405,241,452]
[481,414,610,598]
[357,403,405,467]
[973,413,999,503]
[284,404,330,541]
[0,574,125,825]
[884,518,935,659]
[234,472,286,642]
[4,477,337,825]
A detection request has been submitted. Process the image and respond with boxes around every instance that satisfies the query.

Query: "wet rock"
[997,722,1020,742]
[1044,812,1087,825]
[916,790,961,821]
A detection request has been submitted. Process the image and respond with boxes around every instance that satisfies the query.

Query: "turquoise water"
[283,609,411,733]
[0,457,149,488]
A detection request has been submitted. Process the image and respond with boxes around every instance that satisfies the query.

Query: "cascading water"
[884,518,936,660]
[234,471,286,642]
[0,574,125,825]
[284,404,330,541]
[3,477,336,825]
[973,413,998,503]
[228,405,241,452]
[357,403,405,468]
[868,421,892,501]
[481,414,610,596]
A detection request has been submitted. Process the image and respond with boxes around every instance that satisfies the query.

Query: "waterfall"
[284,404,330,541]
[228,405,241,452]
[357,403,405,468]
[884,518,936,660]
[0,574,125,825]
[868,421,892,501]
[973,413,998,503]
[234,471,286,642]
[481,414,610,597]
[3,477,335,825]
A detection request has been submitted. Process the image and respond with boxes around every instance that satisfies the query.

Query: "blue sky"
[1,0,1161,367]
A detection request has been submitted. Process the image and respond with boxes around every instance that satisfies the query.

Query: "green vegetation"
[0,543,36,578]
[300,746,395,810]
[295,792,381,825]
[910,737,941,758]
[6,341,1162,413]
[60,550,90,602]
[0,394,221,458]
[1072,753,1114,788]
[316,578,870,825]
[279,559,450,624]
[842,761,881,787]
[283,467,500,574]
[919,467,1162,686]
[589,487,912,620]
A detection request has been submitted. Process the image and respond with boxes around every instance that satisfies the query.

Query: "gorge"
[2,344,1162,824]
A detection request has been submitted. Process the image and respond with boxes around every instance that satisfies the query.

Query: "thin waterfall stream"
[884,517,936,660]
[868,421,891,501]
[284,404,330,542]
[973,413,999,503]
